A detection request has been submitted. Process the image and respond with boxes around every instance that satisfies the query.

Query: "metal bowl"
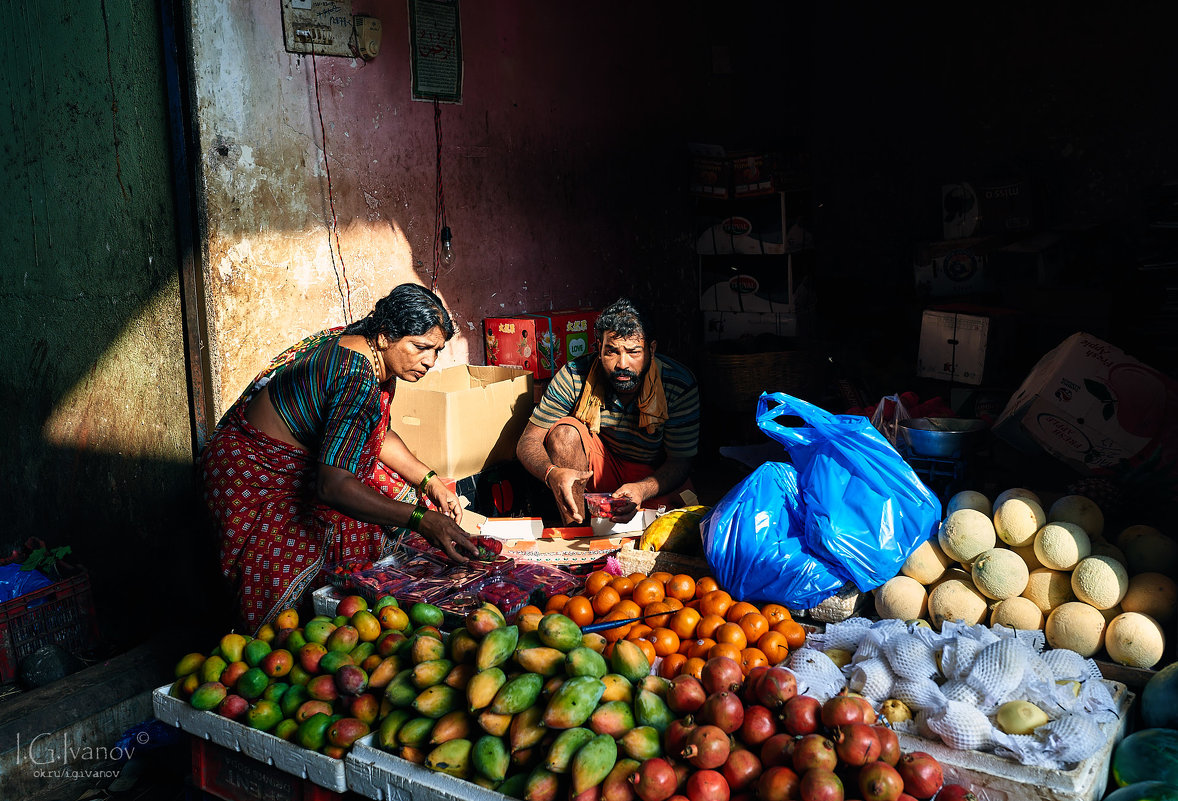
[899,417,988,458]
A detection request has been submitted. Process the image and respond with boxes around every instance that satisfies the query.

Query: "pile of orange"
[525,570,807,681]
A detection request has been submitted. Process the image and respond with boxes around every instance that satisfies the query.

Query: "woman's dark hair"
[344,283,455,341]
[594,297,653,343]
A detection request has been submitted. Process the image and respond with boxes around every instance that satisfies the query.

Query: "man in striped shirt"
[516,298,700,524]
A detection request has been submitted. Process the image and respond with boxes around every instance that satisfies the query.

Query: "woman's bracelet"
[418,470,437,497]
[543,464,557,486]
[407,506,426,532]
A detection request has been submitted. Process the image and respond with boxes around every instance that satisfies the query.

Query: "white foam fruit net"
[807,617,1121,769]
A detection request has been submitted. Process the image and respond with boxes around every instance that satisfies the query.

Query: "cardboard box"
[914,236,1004,297]
[703,310,798,342]
[700,254,795,312]
[994,332,1178,477]
[942,178,1033,240]
[689,156,731,199]
[387,364,533,481]
[731,153,775,198]
[695,193,787,255]
[484,309,599,380]
[917,306,1018,386]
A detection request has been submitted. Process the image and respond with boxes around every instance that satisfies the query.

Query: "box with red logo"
[484,309,600,380]
[699,254,796,313]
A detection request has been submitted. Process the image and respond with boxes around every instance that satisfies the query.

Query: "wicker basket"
[699,349,819,411]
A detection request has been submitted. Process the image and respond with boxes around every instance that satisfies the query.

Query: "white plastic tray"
[345,732,512,801]
[152,684,348,792]
[893,679,1133,801]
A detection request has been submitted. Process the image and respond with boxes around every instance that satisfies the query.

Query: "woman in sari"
[199,283,477,632]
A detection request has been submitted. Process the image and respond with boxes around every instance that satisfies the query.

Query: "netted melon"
[1071,555,1129,610]
[994,497,1046,547]
[928,577,988,630]
[1012,543,1044,572]
[938,509,997,565]
[873,575,928,621]
[1048,494,1105,539]
[971,548,1030,600]
[901,538,954,585]
[1123,528,1178,577]
[1045,601,1106,657]
[991,596,1045,631]
[947,490,992,517]
[1034,522,1091,571]
[995,487,1042,507]
[1121,572,1178,624]
[1105,612,1166,669]
[1116,524,1161,551]
[1022,568,1076,614]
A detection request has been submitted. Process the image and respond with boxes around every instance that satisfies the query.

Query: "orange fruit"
[738,613,769,644]
[709,642,743,663]
[695,576,720,597]
[678,637,695,655]
[649,627,681,657]
[700,590,733,619]
[669,607,702,641]
[546,594,571,614]
[761,603,792,625]
[564,596,594,628]
[740,647,768,674]
[665,574,696,602]
[775,619,807,650]
[518,604,544,618]
[628,572,648,584]
[688,638,717,659]
[599,609,633,642]
[757,631,790,664]
[614,600,642,620]
[633,638,657,665]
[714,622,748,650]
[632,579,666,607]
[591,586,621,617]
[696,614,726,640]
[628,624,654,641]
[610,576,635,598]
[663,597,685,612]
[650,571,674,584]
[726,601,760,623]
[682,657,706,681]
[584,571,613,595]
[642,601,674,629]
[659,652,688,679]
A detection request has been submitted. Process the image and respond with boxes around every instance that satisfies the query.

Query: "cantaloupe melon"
[971,547,1030,600]
[1090,540,1128,567]
[938,509,997,565]
[991,596,1045,631]
[1124,529,1178,577]
[1045,601,1106,657]
[929,566,972,592]
[1048,494,1105,539]
[873,575,929,621]
[1022,568,1076,614]
[1012,543,1044,572]
[1105,612,1166,669]
[1117,524,1161,552]
[901,539,953,585]
[995,487,1042,507]
[947,490,992,517]
[927,578,989,630]
[994,497,1046,547]
[1071,555,1130,610]
[1121,572,1178,624]
[1034,522,1092,571]
[1099,604,1123,624]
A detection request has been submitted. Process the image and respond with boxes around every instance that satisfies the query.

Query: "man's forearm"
[516,425,552,480]
[641,457,692,499]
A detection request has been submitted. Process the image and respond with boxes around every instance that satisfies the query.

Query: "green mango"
[384,669,418,708]
[472,734,511,782]
[476,625,519,671]
[587,700,635,738]
[490,672,544,716]
[564,647,608,679]
[425,738,472,778]
[397,716,436,749]
[245,699,283,732]
[413,684,461,719]
[634,688,674,732]
[377,709,413,751]
[523,767,561,801]
[296,712,333,751]
[544,727,595,774]
[542,676,605,729]
[515,647,566,677]
[537,613,582,652]
[570,733,617,795]
[618,725,662,760]
[507,702,548,754]
[467,667,507,712]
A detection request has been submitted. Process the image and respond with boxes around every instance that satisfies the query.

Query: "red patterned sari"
[199,329,424,633]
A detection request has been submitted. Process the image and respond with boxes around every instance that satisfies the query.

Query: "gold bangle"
[418,470,437,497]
[543,464,557,486]
[407,506,426,532]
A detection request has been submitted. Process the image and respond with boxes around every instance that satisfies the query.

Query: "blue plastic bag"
[702,461,850,609]
[0,563,54,604]
[755,392,942,591]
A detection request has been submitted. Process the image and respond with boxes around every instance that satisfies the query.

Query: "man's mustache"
[611,371,636,381]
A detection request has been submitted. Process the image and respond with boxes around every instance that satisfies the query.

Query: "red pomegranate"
[682,724,732,770]
[721,747,764,792]
[666,674,708,715]
[834,723,882,766]
[821,693,870,728]
[701,656,744,696]
[755,666,799,709]
[672,761,691,793]
[799,767,844,801]
[931,786,977,801]
[780,694,822,736]
[664,717,697,756]
[738,704,777,746]
[743,665,770,705]
[700,691,745,734]
[629,758,677,801]
[791,733,838,773]
[686,769,731,801]
[895,752,943,799]
[858,760,904,801]
[756,766,801,801]
[759,732,795,768]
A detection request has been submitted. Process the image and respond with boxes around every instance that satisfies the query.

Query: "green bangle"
[418,470,437,497]
[407,506,426,532]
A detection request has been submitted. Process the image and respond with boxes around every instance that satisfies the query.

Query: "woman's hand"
[547,466,594,524]
[424,476,464,524]
[417,509,479,563]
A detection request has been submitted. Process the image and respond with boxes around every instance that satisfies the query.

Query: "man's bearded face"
[600,331,651,394]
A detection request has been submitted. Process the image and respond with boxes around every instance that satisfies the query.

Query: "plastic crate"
[191,737,345,801]
[0,571,99,684]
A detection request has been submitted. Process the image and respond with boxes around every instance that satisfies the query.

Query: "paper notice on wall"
[409,0,463,102]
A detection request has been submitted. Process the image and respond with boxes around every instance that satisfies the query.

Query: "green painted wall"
[0,2,215,648]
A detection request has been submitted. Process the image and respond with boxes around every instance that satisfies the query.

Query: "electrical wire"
[432,99,447,294]
[310,48,352,323]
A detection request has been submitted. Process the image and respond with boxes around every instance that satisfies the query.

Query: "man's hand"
[417,510,479,562]
[608,483,648,523]
[548,466,593,524]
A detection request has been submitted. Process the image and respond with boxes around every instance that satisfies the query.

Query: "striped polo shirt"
[267,336,382,475]
[530,353,700,464]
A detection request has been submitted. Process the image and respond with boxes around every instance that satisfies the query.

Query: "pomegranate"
[872,725,900,766]
[721,747,764,792]
[738,704,777,747]
[858,761,904,801]
[833,723,882,766]
[821,693,869,728]
[897,795,920,801]
[755,666,799,709]
[683,724,732,770]
[701,656,744,695]
[780,694,822,736]
[791,733,838,773]
[743,665,770,705]
[929,785,976,801]
[700,691,746,734]
[667,674,707,715]
[799,767,843,801]
[672,761,691,793]
[895,752,943,799]
[664,717,697,757]
[759,733,795,768]
[666,797,691,801]
[629,758,677,801]
[757,765,801,801]
[686,769,731,801]
[853,694,878,724]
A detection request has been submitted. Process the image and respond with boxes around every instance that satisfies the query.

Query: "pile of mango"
[169,595,439,757]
